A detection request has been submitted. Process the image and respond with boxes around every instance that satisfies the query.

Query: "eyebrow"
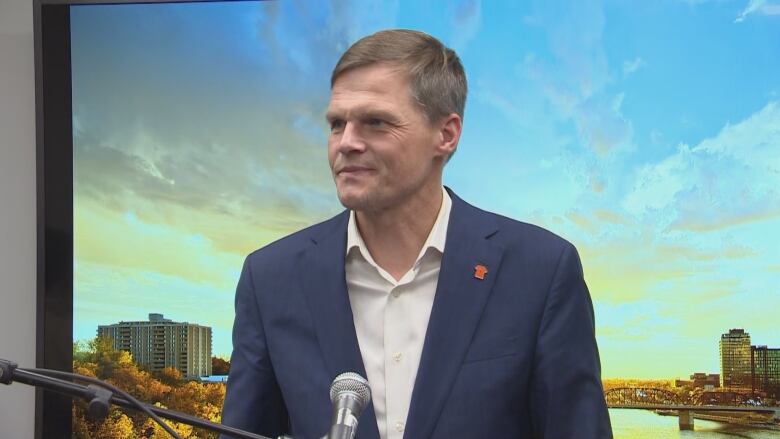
[325,107,399,124]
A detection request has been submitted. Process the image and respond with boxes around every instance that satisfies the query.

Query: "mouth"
[337,166,374,176]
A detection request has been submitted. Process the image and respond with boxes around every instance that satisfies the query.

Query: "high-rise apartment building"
[751,345,780,398]
[98,313,212,378]
[720,328,751,388]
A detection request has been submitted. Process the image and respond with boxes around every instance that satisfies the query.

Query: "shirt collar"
[346,187,452,265]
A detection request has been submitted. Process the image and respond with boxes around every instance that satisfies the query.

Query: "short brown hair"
[331,29,467,123]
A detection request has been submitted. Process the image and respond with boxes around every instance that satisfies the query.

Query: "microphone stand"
[0,359,272,439]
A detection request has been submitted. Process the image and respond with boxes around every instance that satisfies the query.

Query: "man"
[222,29,612,439]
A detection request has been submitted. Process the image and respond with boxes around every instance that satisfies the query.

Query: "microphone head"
[329,372,371,408]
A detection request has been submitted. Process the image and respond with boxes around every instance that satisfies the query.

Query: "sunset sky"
[71,0,780,378]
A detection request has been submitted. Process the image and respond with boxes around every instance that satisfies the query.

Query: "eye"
[329,119,345,132]
[366,118,387,128]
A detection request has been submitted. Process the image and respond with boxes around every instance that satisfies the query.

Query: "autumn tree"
[73,337,226,438]
[73,407,136,439]
[155,367,183,387]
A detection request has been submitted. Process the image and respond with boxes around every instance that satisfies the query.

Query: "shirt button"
[395,421,405,432]
[393,352,403,362]
[391,289,400,298]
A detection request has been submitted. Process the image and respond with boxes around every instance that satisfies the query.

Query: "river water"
[609,409,780,438]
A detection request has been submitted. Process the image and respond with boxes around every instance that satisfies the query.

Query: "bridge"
[604,387,780,430]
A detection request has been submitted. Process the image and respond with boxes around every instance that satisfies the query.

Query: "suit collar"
[301,210,367,379]
[404,189,504,438]
[300,210,381,439]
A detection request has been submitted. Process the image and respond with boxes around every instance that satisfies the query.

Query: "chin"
[337,190,377,212]
[337,195,366,211]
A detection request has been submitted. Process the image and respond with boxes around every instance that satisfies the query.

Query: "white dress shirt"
[345,188,452,439]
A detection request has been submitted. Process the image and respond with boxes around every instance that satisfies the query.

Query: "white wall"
[0,0,37,436]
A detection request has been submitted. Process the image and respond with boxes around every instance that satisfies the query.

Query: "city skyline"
[87,313,780,385]
[72,0,780,379]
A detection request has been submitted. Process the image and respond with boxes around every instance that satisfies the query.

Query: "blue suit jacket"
[221,190,612,439]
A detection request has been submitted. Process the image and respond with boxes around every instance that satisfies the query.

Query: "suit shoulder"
[478,210,583,281]
[469,205,576,256]
[502,214,571,248]
[450,200,586,294]
[450,190,575,253]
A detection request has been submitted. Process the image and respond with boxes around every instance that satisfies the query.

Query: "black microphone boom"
[0,358,273,439]
[327,372,371,439]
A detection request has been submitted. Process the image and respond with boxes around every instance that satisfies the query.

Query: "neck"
[355,183,444,281]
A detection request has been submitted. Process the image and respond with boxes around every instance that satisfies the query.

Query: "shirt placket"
[384,273,416,439]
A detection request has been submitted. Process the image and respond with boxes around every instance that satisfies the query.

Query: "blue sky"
[72,0,780,378]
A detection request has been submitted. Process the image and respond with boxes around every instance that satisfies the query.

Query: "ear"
[434,113,462,159]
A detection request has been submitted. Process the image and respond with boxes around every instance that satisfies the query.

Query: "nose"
[335,121,366,154]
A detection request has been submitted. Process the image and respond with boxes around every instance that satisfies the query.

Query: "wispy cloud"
[736,0,764,22]
[622,145,691,218]
[672,206,780,232]
[622,57,646,75]
[593,209,632,225]
[573,92,634,155]
[764,4,780,14]
[655,243,757,262]
[448,0,482,52]
[596,300,679,341]
[674,0,779,22]
[566,210,600,234]
[735,0,780,21]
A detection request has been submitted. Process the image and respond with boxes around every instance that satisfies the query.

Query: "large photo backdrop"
[71,1,780,437]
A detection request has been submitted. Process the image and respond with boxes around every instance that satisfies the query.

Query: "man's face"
[326,63,445,213]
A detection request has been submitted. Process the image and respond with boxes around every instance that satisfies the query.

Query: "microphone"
[326,372,371,439]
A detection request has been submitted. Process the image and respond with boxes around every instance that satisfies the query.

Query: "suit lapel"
[404,192,504,439]
[299,211,380,439]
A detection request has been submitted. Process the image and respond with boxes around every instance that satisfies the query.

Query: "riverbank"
[611,409,780,438]
[692,412,779,429]
[655,409,780,430]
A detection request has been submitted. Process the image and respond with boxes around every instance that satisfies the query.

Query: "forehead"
[327,64,415,114]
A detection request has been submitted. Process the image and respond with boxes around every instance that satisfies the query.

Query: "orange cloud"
[565,210,600,234]
[654,243,756,262]
[593,208,632,225]
[669,206,780,233]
